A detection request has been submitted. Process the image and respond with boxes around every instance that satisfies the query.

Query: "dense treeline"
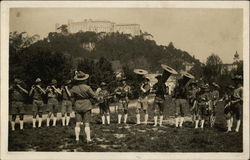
[9,30,243,98]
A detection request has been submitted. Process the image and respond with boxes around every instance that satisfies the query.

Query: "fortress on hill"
[56,19,141,36]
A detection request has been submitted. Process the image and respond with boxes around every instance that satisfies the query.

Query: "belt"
[75,98,88,101]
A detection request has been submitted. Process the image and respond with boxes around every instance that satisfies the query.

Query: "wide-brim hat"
[50,79,57,85]
[64,80,72,85]
[227,85,235,90]
[212,82,220,89]
[101,82,107,86]
[189,80,198,86]
[35,78,42,83]
[133,69,148,75]
[14,78,22,84]
[161,64,178,75]
[180,71,195,79]
[201,84,210,91]
[74,71,89,81]
[232,75,243,81]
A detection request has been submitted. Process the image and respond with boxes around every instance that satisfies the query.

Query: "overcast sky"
[10,8,243,63]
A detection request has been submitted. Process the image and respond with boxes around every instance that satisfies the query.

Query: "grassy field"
[8,98,243,152]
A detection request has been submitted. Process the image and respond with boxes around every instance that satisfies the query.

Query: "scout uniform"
[115,79,131,124]
[61,80,72,126]
[187,82,199,124]
[136,78,151,125]
[70,71,97,143]
[29,78,46,128]
[152,75,168,126]
[173,83,187,128]
[9,78,28,131]
[209,82,220,127]
[194,85,210,129]
[98,82,111,125]
[224,85,235,132]
[46,79,61,127]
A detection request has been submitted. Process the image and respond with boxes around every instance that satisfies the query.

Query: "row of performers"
[9,65,243,143]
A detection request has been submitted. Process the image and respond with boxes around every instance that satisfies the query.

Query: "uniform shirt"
[187,88,198,100]
[98,89,110,103]
[173,86,186,99]
[10,85,25,101]
[233,86,243,101]
[211,90,219,101]
[153,82,167,99]
[115,85,131,99]
[61,86,71,100]
[140,83,151,98]
[70,83,97,100]
[32,87,44,100]
[46,86,59,98]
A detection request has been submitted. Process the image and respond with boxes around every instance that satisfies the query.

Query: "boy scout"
[70,71,98,143]
[61,80,72,126]
[9,78,28,131]
[152,75,168,127]
[29,78,46,128]
[136,77,151,125]
[97,82,111,125]
[115,78,131,124]
[45,79,62,127]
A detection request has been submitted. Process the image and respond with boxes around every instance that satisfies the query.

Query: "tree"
[57,25,69,35]
[203,53,223,83]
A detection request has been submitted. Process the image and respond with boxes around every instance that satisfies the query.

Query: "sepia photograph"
[1,1,249,160]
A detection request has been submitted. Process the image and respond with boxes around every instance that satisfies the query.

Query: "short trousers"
[32,100,44,113]
[99,102,110,115]
[61,100,72,114]
[10,101,25,115]
[47,98,59,113]
[153,97,165,115]
[137,96,149,111]
[75,110,91,123]
[118,99,129,112]
[174,98,187,117]
[195,104,208,120]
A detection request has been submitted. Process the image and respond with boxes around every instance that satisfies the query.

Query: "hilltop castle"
[56,19,141,36]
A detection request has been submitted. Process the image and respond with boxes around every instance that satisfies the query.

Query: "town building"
[59,19,141,36]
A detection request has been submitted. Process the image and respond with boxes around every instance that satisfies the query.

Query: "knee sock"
[32,118,36,128]
[201,119,205,128]
[154,116,158,126]
[11,121,15,131]
[20,120,24,130]
[66,116,70,126]
[107,115,110,124]
[38,118,42,128]
[53,117,57,126]
[144,114,148,125]
[179,117,184,127]
[226,119,231,131]
[118,114,122,124]
[123,114,127,124]
[136,114,140,124]
[101,115,105,124]
[62,116,65,126]
[235,120,241,132]
[159,115,163,126]
[75,126,80,141]
[84,126,91,141]
[47,118,50,127]
[195,120,199,129]
[230,117,234,128]
[175,117,179,127]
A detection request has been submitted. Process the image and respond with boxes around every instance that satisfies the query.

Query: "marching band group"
[9,64,243,143]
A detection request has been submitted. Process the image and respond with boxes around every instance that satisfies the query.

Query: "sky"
[10,8,243,63]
